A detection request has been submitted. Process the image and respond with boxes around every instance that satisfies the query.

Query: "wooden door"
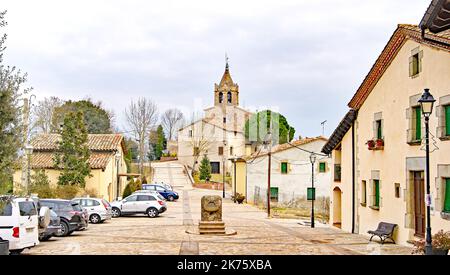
[413,171,425,237]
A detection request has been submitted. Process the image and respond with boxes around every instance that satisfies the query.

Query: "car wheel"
[56,221,70,237]
[167,195,174,202]
[90,214,101,224]
[112,207,121,218]
[147,208,158,218]
[67,230,74,236]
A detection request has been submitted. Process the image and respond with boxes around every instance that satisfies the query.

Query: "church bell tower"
[214,58,239,107]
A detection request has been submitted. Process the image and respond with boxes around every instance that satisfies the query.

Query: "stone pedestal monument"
[199,195,226,235]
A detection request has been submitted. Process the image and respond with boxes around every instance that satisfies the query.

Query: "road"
[24,161,412,255]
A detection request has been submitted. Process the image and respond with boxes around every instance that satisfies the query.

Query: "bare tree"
[161,108,184,141]
[189,120,212,172]
[31,96,63,134]
[125,98,158,178]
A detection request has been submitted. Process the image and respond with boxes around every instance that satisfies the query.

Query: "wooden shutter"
[218,147,223,155]
[281,162,288,174]
[415,107,422,140]
[444,178,450,212]
[409,56,414,77]
[375,180,380,207]
[446,106,450,136]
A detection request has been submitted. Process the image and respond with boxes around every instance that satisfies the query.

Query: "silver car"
[72,198,112,224]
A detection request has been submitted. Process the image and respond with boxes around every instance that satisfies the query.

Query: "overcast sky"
[2,0,430,138]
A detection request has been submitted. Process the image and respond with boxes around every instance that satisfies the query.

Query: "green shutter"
[444,178,450,213]
[377,120,382,139]
[415,107,422,140]
[270,187,279,201]
[374,180,380,207]
[446,106,450,136]
[319,162,326,173]
[281,162,288,174]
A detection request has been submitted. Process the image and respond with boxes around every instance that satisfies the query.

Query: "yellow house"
[322,23,450,245]
[13,134,128,202]
[231,158,247,200]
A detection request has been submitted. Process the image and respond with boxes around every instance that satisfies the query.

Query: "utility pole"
[321,120,327,136]
[266,119,273,218]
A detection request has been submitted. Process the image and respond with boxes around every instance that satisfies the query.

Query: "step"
[199,230,226,235]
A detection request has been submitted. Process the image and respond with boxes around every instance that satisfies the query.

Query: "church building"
[177,61,253,176]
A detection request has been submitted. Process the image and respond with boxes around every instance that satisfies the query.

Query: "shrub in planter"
[376,139,384,147]
[367,140,375,149]
[412,230,450,255]
[232,193,246,204]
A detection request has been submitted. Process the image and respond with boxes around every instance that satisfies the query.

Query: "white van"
[0,196,40,254]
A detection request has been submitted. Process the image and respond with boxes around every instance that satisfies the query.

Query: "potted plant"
[232,193,246,204]
[412,230,450,255]
[376,138,384,148]
[367,140,375,150]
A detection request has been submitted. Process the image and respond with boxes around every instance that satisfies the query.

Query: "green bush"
[30,170,55,198]
[199,155,211,181]
[55,185,80,199]
[122,179,142,198]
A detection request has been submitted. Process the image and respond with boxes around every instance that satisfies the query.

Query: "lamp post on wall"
[115,152,122,200]
[309,153,317,228]
[24,144,33,195]
[418,88,436,255]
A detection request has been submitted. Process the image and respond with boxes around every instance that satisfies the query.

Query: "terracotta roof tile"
[30,151,115,170]
[31,134,124,152]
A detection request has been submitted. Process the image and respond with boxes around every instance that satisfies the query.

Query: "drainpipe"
[351,118,356,234]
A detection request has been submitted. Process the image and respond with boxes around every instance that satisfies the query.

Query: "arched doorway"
[333,187,342,228]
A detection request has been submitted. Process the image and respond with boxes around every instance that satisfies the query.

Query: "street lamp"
[115,152,122,200]
[24,144,33,194]
[418,88,436,255]
[222,140,227,199]
[309,153,317,228]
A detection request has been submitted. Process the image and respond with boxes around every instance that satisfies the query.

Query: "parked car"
[133,190,166,201]
[30,196,60,242]
[72,198,112,224]
[39,209,61,241]
[0,196,40,255]
[40,199,88,237]
[110,193,167,218]
[142,184,179,201]
[143,183,173,191]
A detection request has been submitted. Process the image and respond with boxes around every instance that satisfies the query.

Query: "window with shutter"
[361,181,367,206]
[281,162,288,174]
[270,187,279,202]
[444,178,450,213]
[446,106,450,136]
[319,162,326,173]
[376,120,382,139]
[218,147,224,156]
[374,180,380,208]
[414,106,422,140]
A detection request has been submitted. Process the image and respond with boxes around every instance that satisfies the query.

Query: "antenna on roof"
[321,120,327,136]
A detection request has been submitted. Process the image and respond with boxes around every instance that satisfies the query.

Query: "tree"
[151,125,166,160]
[32,96,63,134]
[161,108,184,141]
[54,111,91,187]
[244,110,296,145]
[123,137,138,173]
[30,169,54,198]
[189,120,212,172]
[51,99,114,134]
[125,98,158,177]
[0,10,30,187]
[122,178,142,198]
[199,155,211,181]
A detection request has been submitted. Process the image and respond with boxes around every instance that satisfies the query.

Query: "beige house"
[322,22,450,245]
[178,62,253,175]
[13,134,128,202]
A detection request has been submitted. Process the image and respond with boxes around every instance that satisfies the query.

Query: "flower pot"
[367,140,375,150]
[0,239,9,255]
[376,139,384,147]
[432,248,449,255]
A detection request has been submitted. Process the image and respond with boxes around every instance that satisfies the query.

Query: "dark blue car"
[142,184,179,201]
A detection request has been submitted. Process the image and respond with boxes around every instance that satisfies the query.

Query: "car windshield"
[19,201,37,216]
[0,202,12,216]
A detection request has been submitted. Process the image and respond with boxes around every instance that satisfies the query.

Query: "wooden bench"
[368,222,397,244]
